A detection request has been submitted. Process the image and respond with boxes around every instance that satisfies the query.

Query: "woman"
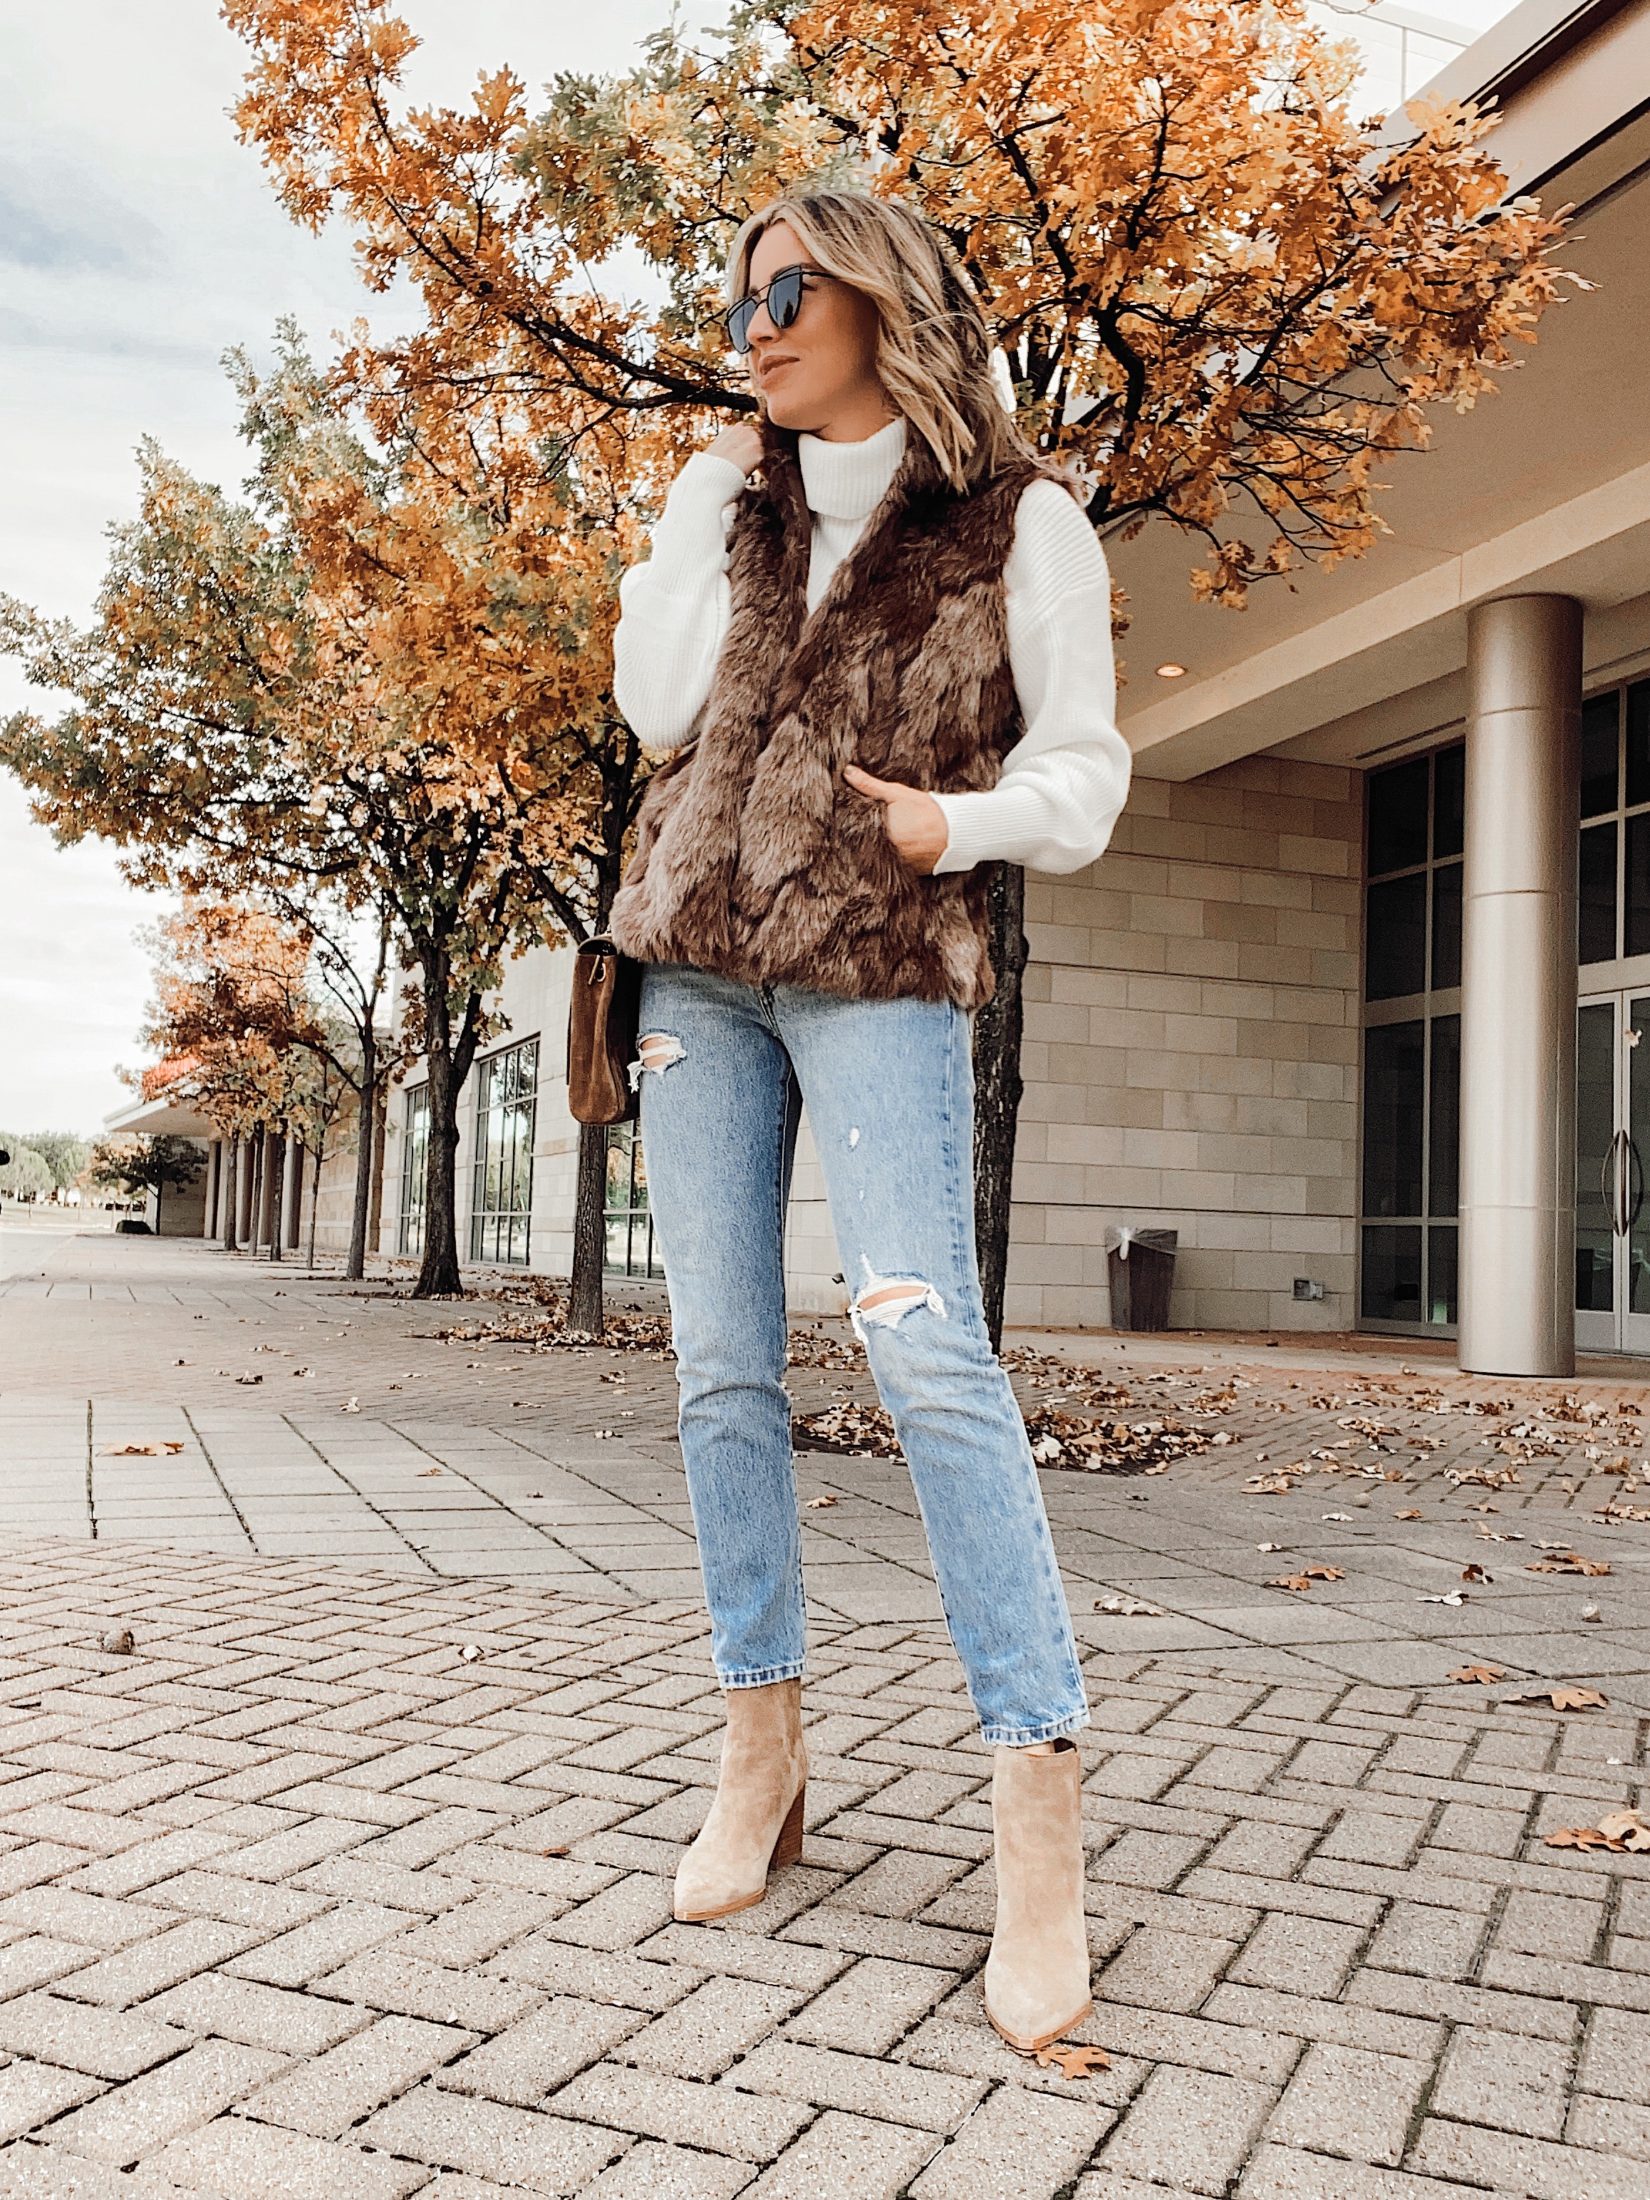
[608,185,1131,2054]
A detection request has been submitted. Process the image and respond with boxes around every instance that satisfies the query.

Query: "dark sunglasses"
[722,264,842,354]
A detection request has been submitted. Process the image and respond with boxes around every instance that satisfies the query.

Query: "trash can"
[1104,1226,1177,1331]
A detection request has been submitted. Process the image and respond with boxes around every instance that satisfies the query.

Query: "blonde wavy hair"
[725,186,1050,498]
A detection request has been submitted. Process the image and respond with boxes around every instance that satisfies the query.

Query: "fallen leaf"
[1396,1508,1422,1520]
[1033,2042,1111,2077]
[1582,1605,1603,1623]
[1448,1663,1506,1685]
[539,1844,571,1857]
[1461,1565,1492,1584]
[1269,1567,1343,1593]
[1245,1474,1296,1495]
[1544,1823,1624,1850]
[234,1373,264,1386]
[1509,1686,1609,1711]
[1545,1809,1650,1853]
[342,1397,360,1414]
[418,1468,443,1478]
[1526,1552,1612,1577]
[1419,1592,1467,1606]
[1257,1541,1284,1553]
[804,1495,838,1509]
[458,1644,483,1663]
[98,1628,135,1656]
[99,1441,185,1458]
[1094,1596,1165,1618]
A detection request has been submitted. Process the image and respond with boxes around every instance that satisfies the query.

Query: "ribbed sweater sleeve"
[610,449,743,754]
[928,478,1131,877]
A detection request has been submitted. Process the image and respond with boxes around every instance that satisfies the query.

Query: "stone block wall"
[1003,753,1363,1334]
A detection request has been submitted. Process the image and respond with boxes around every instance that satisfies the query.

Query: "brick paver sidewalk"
[1,1231,1649,2195]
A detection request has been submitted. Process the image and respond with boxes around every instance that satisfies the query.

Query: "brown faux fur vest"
[608,414,1069,1009]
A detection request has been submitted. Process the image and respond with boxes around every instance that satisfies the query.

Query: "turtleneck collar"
[795,413,907,520]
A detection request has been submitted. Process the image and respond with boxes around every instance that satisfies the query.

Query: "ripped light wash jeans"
[634,960,1091,1748]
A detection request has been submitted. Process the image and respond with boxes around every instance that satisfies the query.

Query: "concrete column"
[202,1141,221,1240]
[221,1140,240,1252]
[283,1134,303,1252]
[1458,594,1581,1376]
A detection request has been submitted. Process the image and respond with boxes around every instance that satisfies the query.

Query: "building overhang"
[103,1095,215,1140]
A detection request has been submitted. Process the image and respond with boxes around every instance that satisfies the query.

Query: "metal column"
[202,1140,221,1240]
[283,1134,303,1252]
[1457,594,1581,1376]
[222,1140,240,1252]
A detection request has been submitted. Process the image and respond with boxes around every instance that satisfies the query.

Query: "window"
[470,1040,537,1266]
[1360,744,1462,1329]
[1364,743,1462,1003]
[398,1085,429,1257]
[604,1123,665,1278]
[1578,678,1650,967]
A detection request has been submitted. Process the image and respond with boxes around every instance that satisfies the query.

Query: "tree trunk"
[308,1140,324,1270]
[414,966,464,1297]
[221,1140,240,1253]
[345,1044,377,1282]
[266,1126,284,1263]
[248,1129,267,1251]
[567,1120,610,1334]
[368,1083,387,1254]
[972,862,1028,1353]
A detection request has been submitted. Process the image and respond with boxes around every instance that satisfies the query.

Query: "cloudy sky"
[1,0,1514,1136]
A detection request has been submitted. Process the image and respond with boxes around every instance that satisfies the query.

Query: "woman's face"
[740,220,889,435]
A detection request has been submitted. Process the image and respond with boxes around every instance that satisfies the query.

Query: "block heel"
[771,1782,806,1869]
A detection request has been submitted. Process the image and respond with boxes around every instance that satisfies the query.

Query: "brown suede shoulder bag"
[566,935,641,1126]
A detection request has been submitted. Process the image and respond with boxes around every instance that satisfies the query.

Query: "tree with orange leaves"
[226,0,1574,1341]
[136,896,394,1270]
[1,337,631,1299]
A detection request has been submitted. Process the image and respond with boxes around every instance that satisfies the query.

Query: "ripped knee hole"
[627,1031,686,1090]
[849,1265,947,1339]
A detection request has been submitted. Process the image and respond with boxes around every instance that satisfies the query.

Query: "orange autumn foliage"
[226,0,1574,604]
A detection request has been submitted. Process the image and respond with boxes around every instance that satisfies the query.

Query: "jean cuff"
[718,1661,807,1687]
[980,1703,1092,1747]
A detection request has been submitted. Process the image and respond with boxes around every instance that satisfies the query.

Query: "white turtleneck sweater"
[610,414,1131,876]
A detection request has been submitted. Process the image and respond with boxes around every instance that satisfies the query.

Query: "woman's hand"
[705,421,764,476]
[842,763,949,875]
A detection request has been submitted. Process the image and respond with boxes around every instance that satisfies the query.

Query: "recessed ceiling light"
[1155,662,1187,679]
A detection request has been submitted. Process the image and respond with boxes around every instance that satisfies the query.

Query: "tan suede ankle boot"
[673,1677,808,1923]
[982,1736,1093,2052]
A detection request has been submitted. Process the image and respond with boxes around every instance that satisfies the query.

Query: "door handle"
[1601,1134,1621,1234]
[1610,1128,1633,1237]
[1627,1134,1645,1235]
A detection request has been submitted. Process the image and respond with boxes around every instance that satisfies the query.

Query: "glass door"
[1576,993,1650,1355]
